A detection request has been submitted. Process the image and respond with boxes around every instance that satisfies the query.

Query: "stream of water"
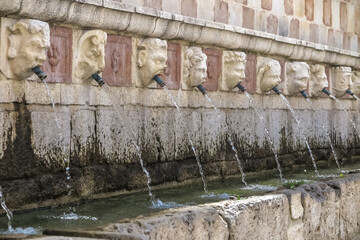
[305,98,340,170]
[329,95,360,140]
[244,91,284,182]
[279,94,320,177]
[162,86,209,194]
[101,84,155,202]
[0,186,13,233]
[43,80,72,195]
[204,94,248,186]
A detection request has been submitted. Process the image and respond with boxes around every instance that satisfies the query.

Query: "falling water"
[279,94,320,176]
[204,94,248,186]
[329,95,360,140]
[43,80,72,195]
[0,187,13,233]
[101,84,154,202]
[162,86,209,194]
[243,92,284,182]
[305,98,340,170]
[353,94,360,102]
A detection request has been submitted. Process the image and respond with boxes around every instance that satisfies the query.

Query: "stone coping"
[0,0,359,69]
[37,173,360,240]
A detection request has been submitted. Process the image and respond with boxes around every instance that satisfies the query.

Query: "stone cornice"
[1,0,359,69]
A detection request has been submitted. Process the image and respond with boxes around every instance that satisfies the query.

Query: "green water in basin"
[0,160,359,235]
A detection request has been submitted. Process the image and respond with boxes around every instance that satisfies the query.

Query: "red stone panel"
[267,14,278,34]
[323,0,332,27]
[309,24,319,43]
[162,43,181,90]
[289,18,299,39]
[242,6,255,29]
[243,54,257,94]
[340,2,348,32]
[202,48,222,92]
[214,0,229,24]
[261,0,272,11]
[103,35,132,87]
[284,0,294,15]
[42,27,72,83]
[305,0,314,21]
[181,0,197,18]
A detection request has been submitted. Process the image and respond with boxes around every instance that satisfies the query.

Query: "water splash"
[48,212,98,221]
[204,94,247,186]
[0,187,13,233]
[1,227,37,235]
[162,86,209,194]
[150,199,186,209]
[329,95,360,140]
[279,94,320,177]
[244,91,284,182]
[101,84,154,201]
[240,184,278,191]
[305,98,340,170]
[43,80,72,195]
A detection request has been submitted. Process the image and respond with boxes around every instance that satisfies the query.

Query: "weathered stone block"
[181,0,197,18]
[305,0,314,21]
[243,6,255,29]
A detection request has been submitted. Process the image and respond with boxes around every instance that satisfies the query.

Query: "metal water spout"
[235,83,246,92]
[272,86,281,95]
[322,88,331,96]
[346,89,354,96]
[91,73,105,87]
[196,84,207,95]
[153,75,166,87]
[300,90,309,99]
[31,66,47,80]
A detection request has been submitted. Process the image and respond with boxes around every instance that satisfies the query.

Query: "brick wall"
[124,0,360,53]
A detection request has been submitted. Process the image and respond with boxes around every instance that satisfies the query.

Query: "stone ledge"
[40,174,360,240]
[0,0,359,68]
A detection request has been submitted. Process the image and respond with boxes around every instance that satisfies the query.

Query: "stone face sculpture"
[256,57,281,94]
[221,51,246,91]
[7,19,50,79]
[309,64,328,97]
[332,67,352,98]
[285,62,309,96]
[136,38,167,87]
[75,30,107,80]
[350,71,360,96]
[183,46,207,88]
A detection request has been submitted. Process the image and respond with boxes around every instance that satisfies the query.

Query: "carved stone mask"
[332,67,352,98]
[309,65,328,97]
[136,38,168,87]
[257,57,281,93]
[286,62,309,96]
[350,71,360,95]
[223,51,246,90]
[7,19,50,79]
[75,30,107,80]
[184,47,207,87]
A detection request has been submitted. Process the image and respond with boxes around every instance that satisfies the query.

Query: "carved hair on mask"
[7,19,50,79]
[183,46,207,88]
[309,64,328,97]
[75,30,107,80]
[221,51,246,90]
[136,38,168,87]
[256,57,281,94]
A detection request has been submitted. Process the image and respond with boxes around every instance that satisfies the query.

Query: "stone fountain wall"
[0,0,360,210]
